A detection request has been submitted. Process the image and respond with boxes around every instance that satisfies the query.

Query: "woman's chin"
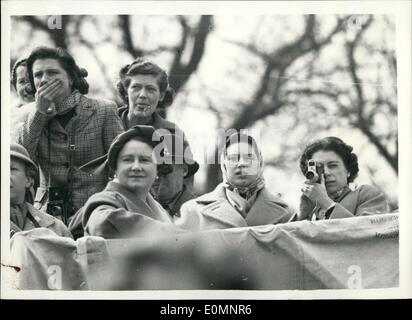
[231,177,252,187]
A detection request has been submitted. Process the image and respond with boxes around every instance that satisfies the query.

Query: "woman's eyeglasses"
[225,154,258,167]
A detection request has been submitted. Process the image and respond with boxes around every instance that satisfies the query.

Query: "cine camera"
[305,159,324,183]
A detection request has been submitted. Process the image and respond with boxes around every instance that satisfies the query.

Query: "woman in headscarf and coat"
[174,132,295,231]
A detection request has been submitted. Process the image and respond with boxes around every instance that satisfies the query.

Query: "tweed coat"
[17,93,124,217]
[174,183,295,231]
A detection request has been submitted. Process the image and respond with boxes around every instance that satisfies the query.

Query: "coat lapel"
[74,96,96,133]
[244,188,290,226]
[27,203,55,228]
[106,182,161,221]
[196,184,248,228]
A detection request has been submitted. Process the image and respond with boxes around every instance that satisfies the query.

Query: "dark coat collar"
[118,106,176,131]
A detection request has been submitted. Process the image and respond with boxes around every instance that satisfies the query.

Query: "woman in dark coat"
[116,58,195,187]
[295,136,390,220]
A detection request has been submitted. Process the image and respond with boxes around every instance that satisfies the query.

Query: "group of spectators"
[9,46,392,240]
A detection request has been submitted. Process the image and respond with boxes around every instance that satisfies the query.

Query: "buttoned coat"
[174,183,295,231]
[10,203,72,238]
[17,94,124,216]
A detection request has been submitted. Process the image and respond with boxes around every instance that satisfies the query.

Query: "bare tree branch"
[169,15,213,94]
[118,15,144,57]
[16,15,70,49]
[345,16,398,172]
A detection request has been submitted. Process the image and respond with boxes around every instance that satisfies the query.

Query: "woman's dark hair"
[26,47,89,94]
[11,58,28,90]
[116,58,174,108]
[299,136,359,183]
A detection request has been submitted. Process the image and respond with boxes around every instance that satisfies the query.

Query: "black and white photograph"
[1,1,411,301]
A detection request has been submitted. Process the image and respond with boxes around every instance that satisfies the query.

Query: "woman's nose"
[40,75,50,87]
[236,157,248,167]
[138,88,148,98]
[131,159,142,170]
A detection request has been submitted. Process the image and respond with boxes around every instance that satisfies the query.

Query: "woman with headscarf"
[11,58,35,106]
[79,125,177,239]
[294,136,390,221]
[174,132,295,231]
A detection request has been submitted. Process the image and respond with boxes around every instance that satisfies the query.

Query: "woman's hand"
[301,174,335,210]
[35,79,62,115]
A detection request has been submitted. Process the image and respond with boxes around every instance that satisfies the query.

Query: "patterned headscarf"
[220,134,265,217]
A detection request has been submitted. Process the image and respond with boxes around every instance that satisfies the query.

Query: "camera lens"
[305,171,315,180]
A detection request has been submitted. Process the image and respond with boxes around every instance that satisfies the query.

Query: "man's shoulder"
[27,203,63,228]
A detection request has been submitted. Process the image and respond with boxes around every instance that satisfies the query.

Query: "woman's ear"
[182,164,189,177]
[25,176,34,190]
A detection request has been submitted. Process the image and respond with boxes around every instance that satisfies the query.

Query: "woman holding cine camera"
[16,47,124,225]
[295,136,390,221]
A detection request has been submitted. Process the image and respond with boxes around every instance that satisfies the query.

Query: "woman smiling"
[80,126,173,239]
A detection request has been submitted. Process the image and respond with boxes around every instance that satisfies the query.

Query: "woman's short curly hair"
[299,136,359,183]
[26,47,89,94]
[116,58,174,109]
[11,58,29,90]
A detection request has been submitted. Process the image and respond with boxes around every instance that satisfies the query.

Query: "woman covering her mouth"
[174,132,295,231]
[294,136,391,221]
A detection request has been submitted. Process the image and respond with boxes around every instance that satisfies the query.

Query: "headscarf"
[220,135,265,217]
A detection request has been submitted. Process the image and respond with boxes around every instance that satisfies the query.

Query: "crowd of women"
[9,46,392,240]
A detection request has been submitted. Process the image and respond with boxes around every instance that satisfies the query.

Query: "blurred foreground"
[8,213,398,290]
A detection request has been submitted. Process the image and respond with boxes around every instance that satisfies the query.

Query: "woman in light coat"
[80,125,177,239]
[174,132,295,231]
[295,136,390,220]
